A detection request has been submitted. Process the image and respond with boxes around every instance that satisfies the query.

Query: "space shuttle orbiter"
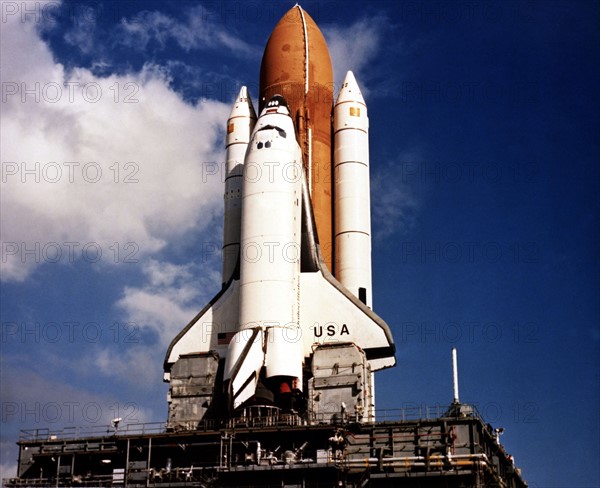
[163,5,395,430]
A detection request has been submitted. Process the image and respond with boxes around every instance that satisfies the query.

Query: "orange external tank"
[259,5,335,272]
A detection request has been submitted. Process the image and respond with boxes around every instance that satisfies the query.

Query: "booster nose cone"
[228,86,257,120]
[336,70,365,105]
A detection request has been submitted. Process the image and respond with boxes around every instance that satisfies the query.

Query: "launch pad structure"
[4,5,527,488]
[6,403,526,488]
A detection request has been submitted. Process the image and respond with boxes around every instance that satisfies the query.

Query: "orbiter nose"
[261,94,291,116]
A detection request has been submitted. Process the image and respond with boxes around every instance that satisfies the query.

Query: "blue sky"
[1,1,598,486]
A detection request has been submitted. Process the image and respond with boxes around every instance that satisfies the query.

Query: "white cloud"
[0,363,154,424]
[64,25,94,55]
[89,258,221,386]
[323,15,389,95]
[0,442,18,480]
[116,258,219,345]
[92,344,161,386]
[117,6,259,57]
[0,9,231,282]
[371,159,419,240]
[63,6,97,54]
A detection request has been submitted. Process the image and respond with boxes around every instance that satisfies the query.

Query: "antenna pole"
[452,348,460,404]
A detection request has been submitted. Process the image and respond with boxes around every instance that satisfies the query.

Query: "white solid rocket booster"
[222,86,257,285]
[334,71,373,307]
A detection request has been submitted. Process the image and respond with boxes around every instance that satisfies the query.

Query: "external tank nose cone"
[259,5,333,111]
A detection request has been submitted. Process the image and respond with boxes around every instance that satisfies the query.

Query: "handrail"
[19,403,485,442]
[19,422,166,442]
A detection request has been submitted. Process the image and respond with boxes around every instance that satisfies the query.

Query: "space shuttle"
[163,5,395,430]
